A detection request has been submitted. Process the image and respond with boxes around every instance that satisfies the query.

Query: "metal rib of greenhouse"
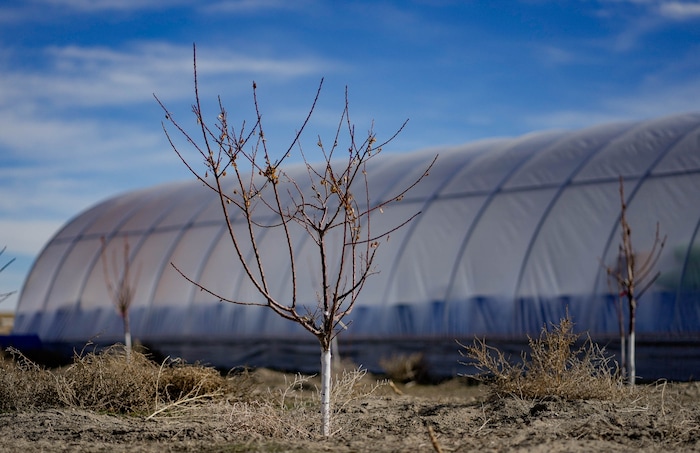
[513,123,635,299]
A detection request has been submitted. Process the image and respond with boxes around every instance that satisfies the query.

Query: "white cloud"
[0,42,336,110]
[530,43,606,67]
[29,0,191,12]
[657,1,700,19]
[591,1,700,52]
[0,0,191,23]
[202,0,314,13]
[0,39,343,246]
[0,102,164,160]
[0,164,112,217]
[539,46,578,65]
[523,75,700,132]
[611,18,662,52]
[1,0,317,24]
[605,78,700,116]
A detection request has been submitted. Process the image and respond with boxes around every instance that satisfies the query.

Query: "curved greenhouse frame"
[14,112,700,379]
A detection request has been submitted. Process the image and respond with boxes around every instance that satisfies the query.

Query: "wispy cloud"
[0,0,189,23]
[591,1,700,51]
[0,39,342,254]
[605,76,700,116]
[0,42,336,110]
[657,1,700,19]
[2,0,318,23]
[523,74,700,131]
[530,43,605,67]
[0,101,162,160]
[201,0,315,14]
[27,0,191,12]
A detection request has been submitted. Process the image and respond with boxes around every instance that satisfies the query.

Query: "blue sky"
[1,0,700,312]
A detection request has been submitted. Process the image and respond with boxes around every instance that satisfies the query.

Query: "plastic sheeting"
[13,112,700,379]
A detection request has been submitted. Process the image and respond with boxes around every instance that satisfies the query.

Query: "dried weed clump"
[461,317,628,401]
[157,357,229,401]
[0,345,246,416]
[0,348,61,411]
[330,367,386,413]
[0,343,386,439]
[57,346,161,413]
[230,373,318,439]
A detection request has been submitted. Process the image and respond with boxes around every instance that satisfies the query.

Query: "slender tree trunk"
[321,346,332,436]
[616,297,627,379]
[123,312,132,362]
[620,336,626,379]
[627,331,635,385]
[628,307,636,385]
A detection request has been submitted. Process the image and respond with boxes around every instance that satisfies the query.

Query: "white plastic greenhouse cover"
[14,112,700,379]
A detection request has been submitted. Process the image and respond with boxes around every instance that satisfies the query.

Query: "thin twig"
[427,424,444,453]
[146,390,223,420]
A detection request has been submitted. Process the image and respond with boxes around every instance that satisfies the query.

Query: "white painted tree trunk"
[628,330,636,385]
[123,313,132,362]
[619,335,626,380]
[321,346,332,436]
[125,330,132,361]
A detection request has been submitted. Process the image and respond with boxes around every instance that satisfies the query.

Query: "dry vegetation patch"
[224,366,388,440]
[57,346,161,413]
[0,348,61,411]
[460,316,630,401]
[0,345,244,416]
[1,338,699,452]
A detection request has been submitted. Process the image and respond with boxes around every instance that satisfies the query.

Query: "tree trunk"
[615,296,626,378]
[123,312,132,362]
[620,335,626,379]
[628,299,636,385]
[628,330,636,385]
[321,346,332,436]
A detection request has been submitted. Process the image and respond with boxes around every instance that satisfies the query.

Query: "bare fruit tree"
[155,45,435,436]
[605,176,666,385]
[100,235,141,361]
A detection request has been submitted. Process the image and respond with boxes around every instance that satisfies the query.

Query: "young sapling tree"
[100,235,141,361]
[156,45,435,436]
[605,176,666,385]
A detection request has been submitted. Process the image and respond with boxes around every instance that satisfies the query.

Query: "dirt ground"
[0,368,699,453]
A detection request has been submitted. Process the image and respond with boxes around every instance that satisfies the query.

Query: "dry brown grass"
[228,373,318,439]
[460,317,630,401]
[223,366,386,439]
[0,344,249,416]
[0,348,61,411]
[0,344,382,439]
[57,345,162,413]
[330,367,386,413]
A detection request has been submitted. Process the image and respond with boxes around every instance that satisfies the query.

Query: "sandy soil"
[0,370,698,452]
